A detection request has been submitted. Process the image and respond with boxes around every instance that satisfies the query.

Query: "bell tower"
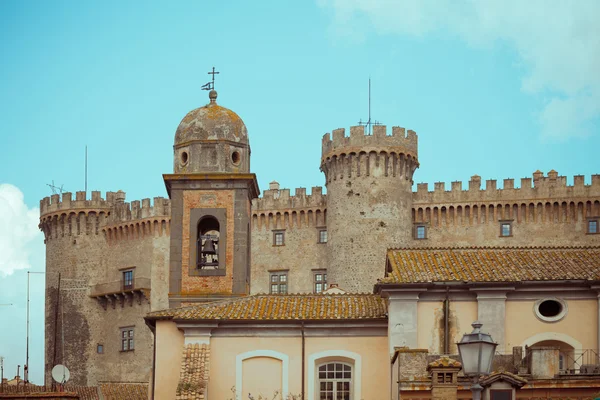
[165,89,259,307]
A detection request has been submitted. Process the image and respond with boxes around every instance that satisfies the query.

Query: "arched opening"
[197,216,220,269]
[530,340,575,374]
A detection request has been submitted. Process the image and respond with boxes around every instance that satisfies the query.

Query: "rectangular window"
[414,224,426,239]
[97,344,103,354]
[273,231,285,246]
[490,389,512,400]
[122,269,134,290]
[313,270,328,293]
[588,219,598,234]
[120,327,134,351]
[318,230,328,243]
[500,222,512,237]
[269,272,288,294]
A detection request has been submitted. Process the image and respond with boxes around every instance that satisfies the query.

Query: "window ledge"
[499,235,514,238]
[119,349,135,353]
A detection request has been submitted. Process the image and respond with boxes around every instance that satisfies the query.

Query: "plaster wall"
[505,299,597,350]
[153,321,184,400]
[242,357,283,398]
[416,300,477,354]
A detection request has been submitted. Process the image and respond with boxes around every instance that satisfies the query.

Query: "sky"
[0,0,599,385]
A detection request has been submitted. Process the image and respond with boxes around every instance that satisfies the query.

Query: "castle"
[39,89,600,398]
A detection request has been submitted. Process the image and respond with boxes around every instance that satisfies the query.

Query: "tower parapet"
[321,126,418,183]
[39,191,171,243]
[321,124,419,292]
[251,183,327,230]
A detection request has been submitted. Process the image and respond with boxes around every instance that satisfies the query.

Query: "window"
[534,298,568,322]
[120,327,134,351]
[273,230,285,246]
[500,221,512,237]
[490,390,512,400]
[97,344,103,354]
[588,219,599,234]
[318,229,328,244]
[122,269,134,290]
[197,216,220,269]
[313,271,328,293]
[414,225,427,240]
[318,362,352,400]
[270,272,288,294]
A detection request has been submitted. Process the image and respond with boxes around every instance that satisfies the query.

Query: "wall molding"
[520,332,583,352]
[235,349,289,400]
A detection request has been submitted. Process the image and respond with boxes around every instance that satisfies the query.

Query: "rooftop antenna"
[85,145,87,193]
[201,66,220,91]
[46,181,65,195]
[358,77,383,134]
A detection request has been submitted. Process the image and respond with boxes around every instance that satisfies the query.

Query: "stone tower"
[165,90,259,307]
[320,125,418,292]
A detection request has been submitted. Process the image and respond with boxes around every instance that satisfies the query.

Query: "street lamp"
[456,321,498,400]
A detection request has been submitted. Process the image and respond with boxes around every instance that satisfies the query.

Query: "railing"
[89,277,151,297]
[560,349,600,375]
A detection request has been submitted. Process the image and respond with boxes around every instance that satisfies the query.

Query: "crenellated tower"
[165,90,259,307]
[320,125,419,292]
[39,190,170,386]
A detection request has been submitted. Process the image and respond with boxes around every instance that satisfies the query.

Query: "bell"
[202,238,216,255]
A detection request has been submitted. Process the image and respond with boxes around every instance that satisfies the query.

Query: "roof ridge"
[387,245,600,251]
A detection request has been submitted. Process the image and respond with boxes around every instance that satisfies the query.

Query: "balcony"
[89,277,151,310]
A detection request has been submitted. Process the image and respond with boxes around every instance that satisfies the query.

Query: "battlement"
[252,182,326,211]
[40,190,171,223]
[321,125,418,159]
[414,171,600,204]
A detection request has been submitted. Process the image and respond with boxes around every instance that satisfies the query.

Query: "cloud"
[0,184,42,276]
[319,0,600,140]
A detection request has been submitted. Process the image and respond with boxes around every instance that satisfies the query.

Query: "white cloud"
[320,0,600,140]
[0,184,42,276]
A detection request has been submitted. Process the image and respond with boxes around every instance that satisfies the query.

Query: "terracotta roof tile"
[176,343,210,400]
[98,383,148,400]
[147,293,387,321]
[383,247,600,284]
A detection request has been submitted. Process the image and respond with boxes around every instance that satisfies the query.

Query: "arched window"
[318,362,352,400]
[197,216,220,269]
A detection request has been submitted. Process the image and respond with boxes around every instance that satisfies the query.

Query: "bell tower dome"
[165,89,259,307]
[173,90,250,174]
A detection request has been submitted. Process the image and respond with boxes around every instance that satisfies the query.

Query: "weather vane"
[201,67,220,91]
[358,77,382,134]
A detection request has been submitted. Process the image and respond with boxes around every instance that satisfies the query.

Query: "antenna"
[358,77,383,134]
[202,66,220,91]
[46,181,65,195]
[85,145,88,193]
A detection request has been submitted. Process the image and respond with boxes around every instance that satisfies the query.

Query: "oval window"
[231,151,240,165]
[181,151,189,165]
[534,298,567,322]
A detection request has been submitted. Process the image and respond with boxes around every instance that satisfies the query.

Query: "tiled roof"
[0,385,99,400]
[176,344,210,400]
[147,294,387,321]
[383,247,600,284]
[99,383,148,400]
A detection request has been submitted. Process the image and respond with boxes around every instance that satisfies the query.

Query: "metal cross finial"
[202,67,220,91]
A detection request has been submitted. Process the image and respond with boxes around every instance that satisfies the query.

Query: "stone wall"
[251,184,327,294]
[40,191,170,386]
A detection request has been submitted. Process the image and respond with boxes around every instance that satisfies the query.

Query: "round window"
[180,151,189,165]
[231,151,241,165]
[534,298,567,322]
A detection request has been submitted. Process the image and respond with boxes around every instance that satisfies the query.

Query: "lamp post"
[25,271,44,384]
[456,321,498,400]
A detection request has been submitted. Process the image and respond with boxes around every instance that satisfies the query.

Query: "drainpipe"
[444,287,450,354]
[301,321,305,400]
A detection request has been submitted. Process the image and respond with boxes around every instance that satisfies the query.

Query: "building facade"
[39,89,600,394]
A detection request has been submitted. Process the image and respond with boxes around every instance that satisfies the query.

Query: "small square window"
[313,270,328,293]
[414,225,426,240]
[318,230,328,243]
[120,327,134,352]
[97,344,104,354]
[122,269,134,290]
[500,222,512,237]
[588,219,598,234]
[269,272,288,294]
[273,231,285,246]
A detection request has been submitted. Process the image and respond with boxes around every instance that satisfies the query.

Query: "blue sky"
[0,0,598,385]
